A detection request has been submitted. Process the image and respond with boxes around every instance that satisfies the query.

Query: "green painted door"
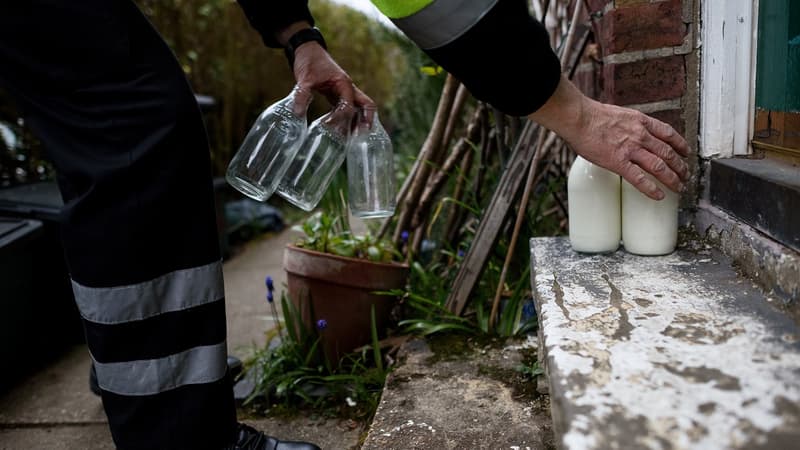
[756,0,800,111]
[754,0,800,154]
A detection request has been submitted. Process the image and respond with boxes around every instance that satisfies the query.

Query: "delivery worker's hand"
[530,75,690,200]
[277,22,374,114]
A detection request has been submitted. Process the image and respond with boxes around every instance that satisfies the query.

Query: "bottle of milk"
[567,156,621,253]
[621,177,678,255]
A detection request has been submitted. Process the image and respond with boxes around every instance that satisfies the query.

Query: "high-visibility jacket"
[372,0,499,50]
[238,0,561,116]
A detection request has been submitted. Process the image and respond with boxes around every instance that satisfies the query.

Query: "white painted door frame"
[700,0,759,158]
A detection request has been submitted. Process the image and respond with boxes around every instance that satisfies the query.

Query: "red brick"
[648,109,685,136]
[599,0,686,55]
[602,56,686,105]
[615,0,653,7]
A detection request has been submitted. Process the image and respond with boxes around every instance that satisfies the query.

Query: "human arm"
[382,0,688,199]
[529,75,689,199]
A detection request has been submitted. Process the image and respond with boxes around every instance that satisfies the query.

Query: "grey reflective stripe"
[392,0,499,49]
[93,342,228,396]
[71,260,224,324]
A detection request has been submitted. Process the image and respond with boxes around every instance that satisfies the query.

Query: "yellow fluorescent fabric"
[370,0,435,18]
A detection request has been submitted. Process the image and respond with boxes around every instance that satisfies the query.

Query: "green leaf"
[281,293,299,344]
[419,65,443,76]
[399,319,474,336]
[366,246,381,261]
[370,305,383,371]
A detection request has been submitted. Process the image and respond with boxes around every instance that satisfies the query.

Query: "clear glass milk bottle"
[567,156,621,253]
[346,107,396,218]
[276,100,356,211]
[622,177,678,255]
[226,85,311,201]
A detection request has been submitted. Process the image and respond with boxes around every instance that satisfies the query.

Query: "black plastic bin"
[0,183,84,351]
[0,218,51,389]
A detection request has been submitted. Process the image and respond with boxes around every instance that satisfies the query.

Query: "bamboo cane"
[377,77,461,241]
[411,105,484,229]
[444,145,475,246]
[392,74,460,244]
[439,83,470,164]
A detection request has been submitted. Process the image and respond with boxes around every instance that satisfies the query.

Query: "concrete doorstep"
[530,237,800,450]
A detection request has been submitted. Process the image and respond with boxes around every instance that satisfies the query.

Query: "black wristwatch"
[284,27,327,68]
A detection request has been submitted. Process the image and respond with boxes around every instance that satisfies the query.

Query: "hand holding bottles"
[226,86,397,215]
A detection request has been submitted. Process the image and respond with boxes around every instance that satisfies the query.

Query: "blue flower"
[265,276,274,292]
[316,319,328,330]
[457,249,465,258]
[266,291,274,303]
[400,231,409,244]
[522,300,537,319]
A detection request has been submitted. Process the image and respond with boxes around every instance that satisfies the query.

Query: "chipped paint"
[531,237,800,450]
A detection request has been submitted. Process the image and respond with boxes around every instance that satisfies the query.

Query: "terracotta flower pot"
[283,244,409,362]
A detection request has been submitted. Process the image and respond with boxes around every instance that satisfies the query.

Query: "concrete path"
[363,336,554,450]
[0,227,363,450]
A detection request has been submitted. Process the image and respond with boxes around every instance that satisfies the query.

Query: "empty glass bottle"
[226,85,311,201]
[276,100,356,211]
[346,107,396,218]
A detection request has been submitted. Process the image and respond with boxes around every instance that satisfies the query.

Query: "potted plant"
[283,211,409,362]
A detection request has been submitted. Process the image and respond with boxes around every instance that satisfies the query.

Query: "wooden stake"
[488,131,556,330]
[444,122,538,315]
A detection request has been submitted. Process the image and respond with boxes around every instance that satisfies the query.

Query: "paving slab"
[0,346,104,425]
[530,237,800,450]
[0,424,113,450]
[224,227,303,356]
[363,336,554,450]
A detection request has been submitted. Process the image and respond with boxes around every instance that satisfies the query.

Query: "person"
[240,0,689,200]
[0,1,687,449]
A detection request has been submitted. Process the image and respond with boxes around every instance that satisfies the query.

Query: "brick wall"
[583,0,695,137]
[574,0,699,205]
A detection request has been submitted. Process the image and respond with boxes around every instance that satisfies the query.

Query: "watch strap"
[284,27,327,68]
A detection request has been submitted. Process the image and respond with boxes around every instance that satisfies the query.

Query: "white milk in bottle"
[621,178,678,255]
[567,156,621,253]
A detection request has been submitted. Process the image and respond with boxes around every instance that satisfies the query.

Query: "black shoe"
[228,355,243,380]
[89,355,245,396]
[224,423,321,450]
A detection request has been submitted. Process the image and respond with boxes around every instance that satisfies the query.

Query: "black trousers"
[0,1,236,448]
